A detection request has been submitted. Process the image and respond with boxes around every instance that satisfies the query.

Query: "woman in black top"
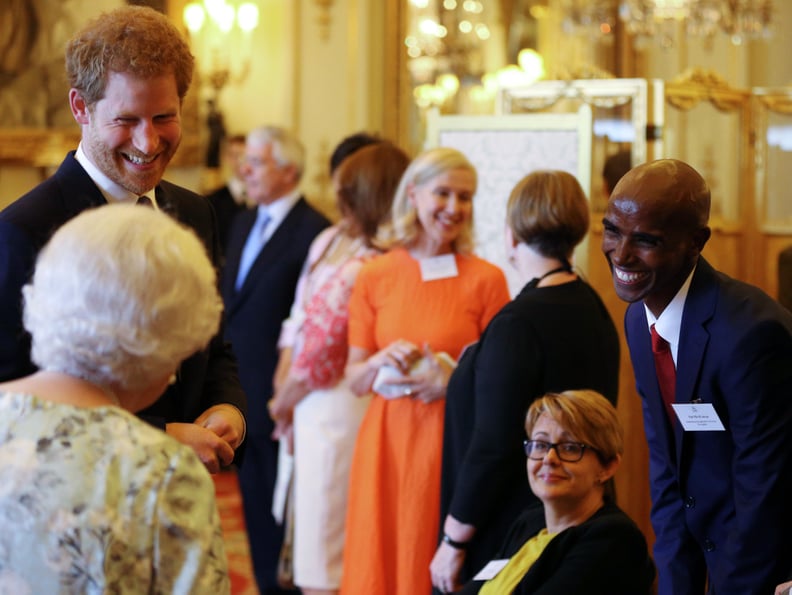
[430,171,620,592]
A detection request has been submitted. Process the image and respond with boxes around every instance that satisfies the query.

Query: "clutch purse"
[371,357,433,399]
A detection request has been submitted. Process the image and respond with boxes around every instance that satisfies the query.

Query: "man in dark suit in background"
[221,125,329,594]
[206,132,250,262]
[0,6,247,473]
[601,158,792,595]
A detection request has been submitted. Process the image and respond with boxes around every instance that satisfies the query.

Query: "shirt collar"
[75,143,157,207]
[258,188,300,227]
[644,265,697,362]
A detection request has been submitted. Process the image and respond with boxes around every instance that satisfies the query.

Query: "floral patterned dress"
[0,392,229,594]
[278,224,378,588]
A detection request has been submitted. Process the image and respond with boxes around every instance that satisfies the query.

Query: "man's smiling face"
[601,160,711,317]
[72,71,182,195]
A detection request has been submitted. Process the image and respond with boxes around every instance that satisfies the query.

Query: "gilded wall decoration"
[0,0,201,167]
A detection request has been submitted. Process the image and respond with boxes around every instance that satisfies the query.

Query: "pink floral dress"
[277,224,378,588]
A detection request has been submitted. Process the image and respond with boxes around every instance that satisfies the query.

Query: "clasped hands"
[368,340,454,403]
[167,404,245,473]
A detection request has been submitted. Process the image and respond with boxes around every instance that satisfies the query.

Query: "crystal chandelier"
[561,0,773,48]
[405,0,493,109]
[405,0,492,85]
[405,0,546,112]
[561,0,618,40]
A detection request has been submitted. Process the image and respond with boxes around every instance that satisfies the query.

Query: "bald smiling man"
[602,159,792,595]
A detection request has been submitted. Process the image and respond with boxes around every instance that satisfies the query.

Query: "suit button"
[704,539,715,552]
[684,496,695,508]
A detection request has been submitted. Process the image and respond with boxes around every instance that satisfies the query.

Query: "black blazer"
[0,152,247,426]
[221,197,329,438]
[205,184,248,265]
[441,279,620,581]
[460,502,655,594]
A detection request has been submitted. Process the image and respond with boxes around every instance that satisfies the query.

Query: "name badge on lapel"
[473,559,509,581]
[419,254,458,281]
[671,403,726,431]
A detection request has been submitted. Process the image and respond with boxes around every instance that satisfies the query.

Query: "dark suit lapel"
[155,182,181,220]
[677,260,717,401]
[675,259,717,468]
[56,152,109,215]
[628,304,677,457]
[234,197,308,298]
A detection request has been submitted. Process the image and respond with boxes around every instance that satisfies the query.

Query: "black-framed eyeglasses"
[523,439,589,462]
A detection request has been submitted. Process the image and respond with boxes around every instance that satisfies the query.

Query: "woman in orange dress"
[340,147,510,595]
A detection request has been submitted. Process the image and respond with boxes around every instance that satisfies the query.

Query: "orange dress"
[340,248,509,595]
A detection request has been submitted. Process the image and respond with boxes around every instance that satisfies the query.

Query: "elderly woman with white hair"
[0,204,229,593]
[340,147,510,595]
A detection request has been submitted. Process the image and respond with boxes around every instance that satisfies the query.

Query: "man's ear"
[284,164,300,188]
[69,89,90,125]
[693,226,712,254]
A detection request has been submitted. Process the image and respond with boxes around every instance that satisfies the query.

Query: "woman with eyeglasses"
[458,390,654,594]
[431,171,620,593]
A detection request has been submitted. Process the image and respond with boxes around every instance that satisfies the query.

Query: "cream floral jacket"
[0,392,229,594]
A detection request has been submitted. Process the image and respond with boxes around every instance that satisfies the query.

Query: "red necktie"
[650,324,676,423]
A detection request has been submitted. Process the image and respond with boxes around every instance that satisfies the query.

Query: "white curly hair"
[23,204,222,392]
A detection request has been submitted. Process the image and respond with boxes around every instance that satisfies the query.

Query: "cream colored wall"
[294,0,386,220]
[219,0,297,136]
[3,2,791,209]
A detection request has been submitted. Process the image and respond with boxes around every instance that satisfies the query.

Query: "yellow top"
[479,529,556,595]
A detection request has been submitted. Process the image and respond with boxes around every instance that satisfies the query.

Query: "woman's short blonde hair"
[377,147,476,253]
[23,204,222,392]
[506,170,590,262]
[525,390,623,463]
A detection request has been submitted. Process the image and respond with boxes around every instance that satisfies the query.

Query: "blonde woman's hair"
[377,147,476,253]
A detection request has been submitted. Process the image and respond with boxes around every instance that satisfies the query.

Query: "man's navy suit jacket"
[0,152,247,426]
[220,198,329,439]
[625,257,792,595]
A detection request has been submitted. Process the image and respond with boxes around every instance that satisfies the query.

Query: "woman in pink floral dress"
[269,141,410,595]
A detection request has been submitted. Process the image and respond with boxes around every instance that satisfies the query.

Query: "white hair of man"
[23,204,223,392]
[246,125,306,181]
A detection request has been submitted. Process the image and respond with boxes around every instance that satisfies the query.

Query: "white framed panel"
[425,107,593,295]
[496,78,659,167]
